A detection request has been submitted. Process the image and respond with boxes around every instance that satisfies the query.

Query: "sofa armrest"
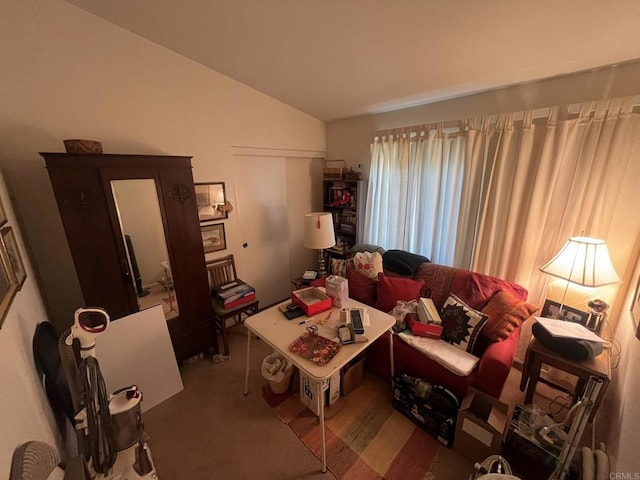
[475,327,521,399]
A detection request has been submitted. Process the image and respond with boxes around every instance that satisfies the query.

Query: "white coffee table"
[243,297,395,473]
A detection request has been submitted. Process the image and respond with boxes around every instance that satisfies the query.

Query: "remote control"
[350,309,364,334]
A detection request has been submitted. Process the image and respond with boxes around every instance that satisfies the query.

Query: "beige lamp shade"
[304,212,336,250]
[539,236,620,287]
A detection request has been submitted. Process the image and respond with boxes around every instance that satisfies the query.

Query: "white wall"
[0,171,59,475]
[0,0,326,330]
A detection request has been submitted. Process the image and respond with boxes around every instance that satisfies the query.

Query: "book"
[212,279,255,308]
[417,298,442,325]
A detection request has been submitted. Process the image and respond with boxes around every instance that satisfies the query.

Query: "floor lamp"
[539,236,620,316]
[304,212,336,278]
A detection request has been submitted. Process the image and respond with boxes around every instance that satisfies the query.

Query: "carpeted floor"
[265,374,474,479]
[143,323,574,479]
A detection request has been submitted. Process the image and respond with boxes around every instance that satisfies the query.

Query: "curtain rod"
[374,96,640,137]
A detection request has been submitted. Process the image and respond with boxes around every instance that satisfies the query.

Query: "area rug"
[263,374,474,479]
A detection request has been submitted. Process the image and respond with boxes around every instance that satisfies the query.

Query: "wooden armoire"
[41,152,215,362]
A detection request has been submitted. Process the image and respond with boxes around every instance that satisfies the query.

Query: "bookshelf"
[322,178,366,260]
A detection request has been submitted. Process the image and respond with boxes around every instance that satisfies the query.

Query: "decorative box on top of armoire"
[41,152,215,363]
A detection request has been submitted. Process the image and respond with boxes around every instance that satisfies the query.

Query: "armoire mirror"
[110,179,178,321]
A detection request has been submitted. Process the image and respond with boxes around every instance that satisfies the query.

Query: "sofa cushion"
[374,273,424,313]
[464,271,528,310]
[481,290,539,341]
[353,251,383,279]
[440,294,488,355]
[346,267,378,306]
[397,332,480,376]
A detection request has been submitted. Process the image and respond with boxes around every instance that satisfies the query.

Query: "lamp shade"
[539,236,620,287]
[304,212,335,250]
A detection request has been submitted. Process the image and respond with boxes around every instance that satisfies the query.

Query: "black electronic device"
[284,306,305,320]
[350,309,364,334]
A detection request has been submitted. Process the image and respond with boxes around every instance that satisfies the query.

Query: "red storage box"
[292,287,332,316]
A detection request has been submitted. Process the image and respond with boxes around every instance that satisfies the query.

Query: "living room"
[1,1,639,478]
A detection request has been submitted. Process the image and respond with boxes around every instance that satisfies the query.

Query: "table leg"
[318,378,327,473]
[389,329,395,383]
[525,355,542,404]
[244,328,251,396]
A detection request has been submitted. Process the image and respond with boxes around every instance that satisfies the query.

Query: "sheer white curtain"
[364,126,466,264]
[466,98,640,309]
[366,97,640,313]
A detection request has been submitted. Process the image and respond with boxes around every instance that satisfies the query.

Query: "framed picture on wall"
[0,195,7,228]
[631,272,640,339]
[1,227,26,290]
[0,238,18,328]
[201,223,226,253]
[195,182,228,222]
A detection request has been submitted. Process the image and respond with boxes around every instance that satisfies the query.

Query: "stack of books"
[212,280,256,309]
[417,298,442,325]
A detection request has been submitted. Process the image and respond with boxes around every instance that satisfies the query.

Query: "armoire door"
[46,166,138,320]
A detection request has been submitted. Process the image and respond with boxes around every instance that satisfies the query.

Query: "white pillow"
[352,251,383,279]
[440,294,488,355]
[398,332,479,376]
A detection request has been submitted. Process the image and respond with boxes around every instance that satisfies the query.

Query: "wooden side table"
[519,338,610,421]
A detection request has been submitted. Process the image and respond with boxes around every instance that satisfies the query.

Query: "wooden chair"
[206,255,259,356]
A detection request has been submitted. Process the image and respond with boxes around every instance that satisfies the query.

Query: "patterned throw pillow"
[330,257,352,278]
[481,290,539,341]
[440,294,488,355]
[353,251,383,279]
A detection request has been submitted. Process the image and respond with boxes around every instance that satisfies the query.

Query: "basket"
[323,159,346,180]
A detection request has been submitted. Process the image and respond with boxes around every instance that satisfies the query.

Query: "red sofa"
[332,252,531,401]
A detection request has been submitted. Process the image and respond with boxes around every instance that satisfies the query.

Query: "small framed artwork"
[541,299,590,326]
[201,223,226,253]
[631,272,640,340]
[195,182,228,222]
[0,195,6,227]
[1,227,26,289]
[0,238,18,328]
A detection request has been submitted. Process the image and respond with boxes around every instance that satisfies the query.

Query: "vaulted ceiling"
[66,0,640,122]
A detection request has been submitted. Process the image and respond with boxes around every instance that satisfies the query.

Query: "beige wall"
[0,171,59,475]
[0,0,326,330]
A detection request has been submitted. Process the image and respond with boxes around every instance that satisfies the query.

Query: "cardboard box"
[453,387,508,464]
[340,356,365,397]
[299,371,340,416]
[292,287,332,316]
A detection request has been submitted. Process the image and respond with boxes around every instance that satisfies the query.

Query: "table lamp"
[539,236,620,314]
[304,212,336,277]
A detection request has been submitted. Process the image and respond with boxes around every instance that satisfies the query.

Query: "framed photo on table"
[541,299,590,326]
[1,226,26,289]
[201,223,226,253]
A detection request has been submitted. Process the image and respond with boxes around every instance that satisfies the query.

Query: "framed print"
[195,182,228,222]
[0,195,6,227]
[1,227,26,289]
[541,299,590,326]
[0,237,18,328]
[201,223,226,253]
[631,272,640,339]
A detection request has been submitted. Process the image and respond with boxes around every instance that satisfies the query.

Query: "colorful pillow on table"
[480,290,539,341]
[374,272,424,313]
[353,251,383,279]
[346,267,378,306]
[440,294,488,355]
